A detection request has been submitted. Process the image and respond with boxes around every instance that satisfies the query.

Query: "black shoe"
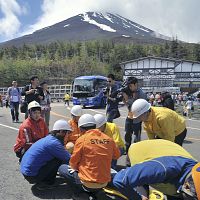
[35,182,57,190]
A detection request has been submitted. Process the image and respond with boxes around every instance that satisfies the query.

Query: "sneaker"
[35,182,57,191]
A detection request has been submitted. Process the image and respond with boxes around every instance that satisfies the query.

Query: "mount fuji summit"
[1,12,171,47]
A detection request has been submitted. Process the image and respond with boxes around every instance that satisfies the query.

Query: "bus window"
[94,79,107,95]
[73,79,94,93]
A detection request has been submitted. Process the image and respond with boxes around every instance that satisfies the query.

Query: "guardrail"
[0,84,73,101]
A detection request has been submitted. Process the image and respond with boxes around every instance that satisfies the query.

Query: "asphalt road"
[0,102,200,200]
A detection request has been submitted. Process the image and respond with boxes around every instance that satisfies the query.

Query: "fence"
[0,84,73,100]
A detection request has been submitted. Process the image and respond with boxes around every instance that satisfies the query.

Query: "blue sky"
[0,0,200,43]
[16,0,43,27]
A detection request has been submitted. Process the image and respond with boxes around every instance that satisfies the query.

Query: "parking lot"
[0,102,200,200]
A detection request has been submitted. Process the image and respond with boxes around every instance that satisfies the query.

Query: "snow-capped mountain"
[1,12,171,47]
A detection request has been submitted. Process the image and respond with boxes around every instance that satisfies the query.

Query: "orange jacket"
[14,117,48,153]
[64,119,82,145]
[70,129,120,184]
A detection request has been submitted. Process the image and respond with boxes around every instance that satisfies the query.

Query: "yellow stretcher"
[103,188,166,200]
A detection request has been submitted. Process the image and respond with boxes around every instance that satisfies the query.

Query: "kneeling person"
[20,120,72,190]
[59,114,120,197]
[94,114,125,169]
[14,101,48,161]
[64,105,83,153]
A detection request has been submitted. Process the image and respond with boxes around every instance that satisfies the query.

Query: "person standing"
[6,81,21,122]
[0,93,3,107]
[21,76,44,119]
[105,74,120,122]
[64,93,70,107]
[185,97,193,119]
[131,99,187,146]
[161,91,175,110]
[122,77,147,165]
[20,119,72,190]
[14,101,48,161]
[40,81,51,128]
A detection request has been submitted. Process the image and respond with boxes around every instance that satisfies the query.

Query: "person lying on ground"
[113,139,199,200]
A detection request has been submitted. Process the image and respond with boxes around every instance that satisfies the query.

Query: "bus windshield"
[73,79,94,93]
[72,76,108,107]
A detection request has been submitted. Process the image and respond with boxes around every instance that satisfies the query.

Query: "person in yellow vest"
[94,114,125,170]
[64,93,70,107]
[113,139,200,200]
[131,99,187,146]
[64,105,83,153]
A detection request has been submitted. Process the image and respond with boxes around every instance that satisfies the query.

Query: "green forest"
[0,39,200,87]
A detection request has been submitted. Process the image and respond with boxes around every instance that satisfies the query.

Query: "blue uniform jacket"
[20,135,71,176]
[113,156,197,199]
[107,84,119,112]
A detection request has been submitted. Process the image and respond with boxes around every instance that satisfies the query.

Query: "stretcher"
[103,187,166,200]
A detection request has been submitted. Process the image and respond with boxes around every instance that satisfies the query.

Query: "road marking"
[51,111,70,120]
[0,123,19,131]
[88,109,106,115]
[186,137,200,141]
[88,109,126,119]
[186,118,200,122]
[187,127,200,131]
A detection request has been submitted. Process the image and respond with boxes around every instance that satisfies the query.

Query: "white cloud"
[0,0,27,41]
[1,0,200,43]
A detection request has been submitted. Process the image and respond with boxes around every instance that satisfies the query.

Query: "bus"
[72,75,108,108]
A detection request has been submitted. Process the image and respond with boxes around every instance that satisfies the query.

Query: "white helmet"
[28,101,41,110]
[71,105,82,116]
[94,114,107,128]
[53,119,72,131]
[131,99,151,118]
[78,114,96,128]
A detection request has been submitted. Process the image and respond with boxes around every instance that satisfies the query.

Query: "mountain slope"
[1,12,171,47]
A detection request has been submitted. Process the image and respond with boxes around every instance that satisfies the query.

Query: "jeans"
[106,108,119,123]
[111,148,125,170]
[23,158,62,184]
[10,102,19,121]
[125,118,142,154]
